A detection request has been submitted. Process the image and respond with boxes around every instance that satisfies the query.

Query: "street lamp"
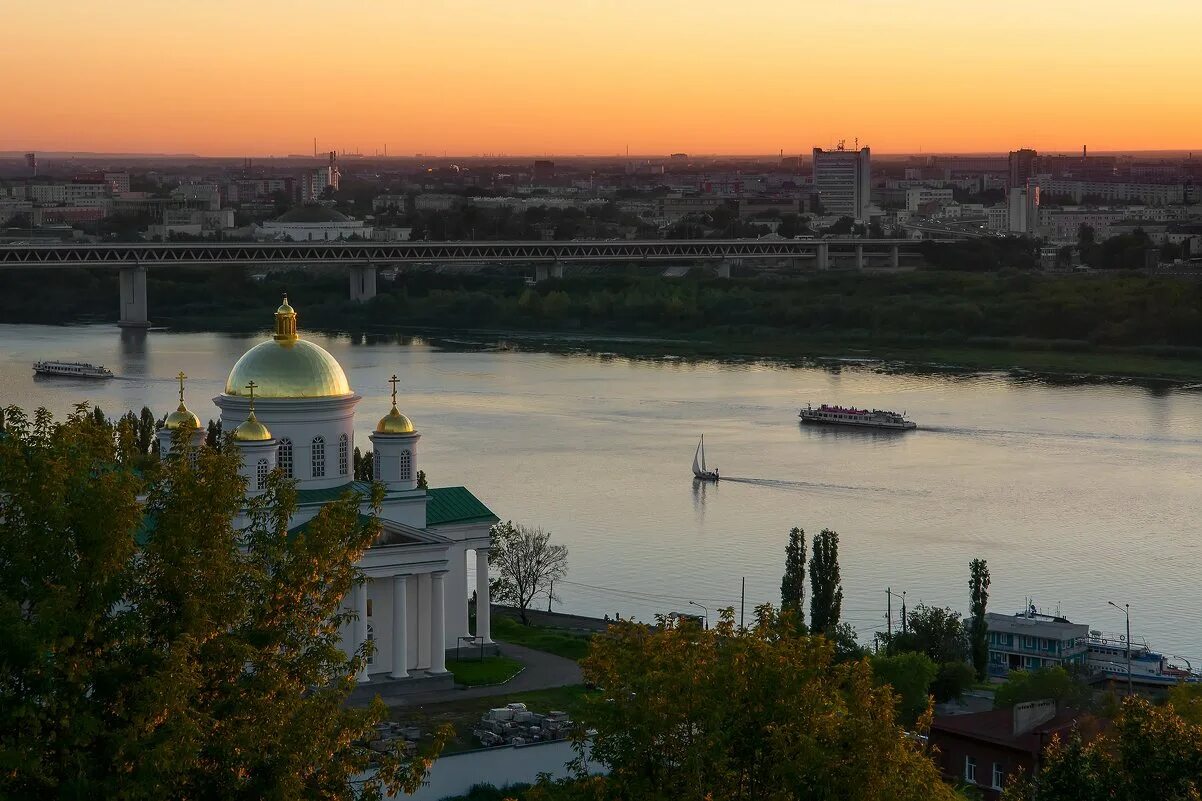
[1108,601,1132,696]
[689,600,710,630]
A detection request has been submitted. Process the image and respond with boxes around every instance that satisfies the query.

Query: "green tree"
[488,521,568,624]
[137,406,157,454]
[0,404,445,799]
[780,527,806,619]
[932,661,976,703]
[871,651,938,727]
[993,665,1092,710]
[564,605,958,801]
[417,469,428,490]
[969,558,991,680]
[809,528,843,635]
[906,603,968,664]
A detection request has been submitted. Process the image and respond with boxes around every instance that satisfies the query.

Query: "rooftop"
[931,707,1100,754]
[274,204,352,224]
[986,611,1089,638]
[426,486,498,527]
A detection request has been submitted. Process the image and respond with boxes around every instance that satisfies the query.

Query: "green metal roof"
[425,486,498,527]
[294,481,372,505]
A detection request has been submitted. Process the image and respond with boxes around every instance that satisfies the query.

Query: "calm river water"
[3,324,1201,662]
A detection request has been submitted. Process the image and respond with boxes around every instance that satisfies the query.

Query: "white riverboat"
[798,403,916,430]
[1086,631,1198,686]
[32,360,114,379]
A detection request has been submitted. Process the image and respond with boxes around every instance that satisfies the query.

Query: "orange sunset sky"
[5,0,1201,156]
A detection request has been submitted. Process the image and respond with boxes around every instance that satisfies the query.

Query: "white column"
[390,574,409,679]
[354,579,371,683]
[429,571,448,674]
[855,244,864,270]
[476,547,493,644]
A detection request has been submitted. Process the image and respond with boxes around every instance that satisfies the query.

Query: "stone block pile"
[472,702,574,748]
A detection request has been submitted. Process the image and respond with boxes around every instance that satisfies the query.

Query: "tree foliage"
[871,652,938,727]
[780,526,806,619]
[969,558,991,680]
[556,606,958,801]
[889,603,968,665]
[488,521,568,624]
[1003,697,1202,801]
[993,666,1092,710]
[809,528,843,635]
[0,404,445,800]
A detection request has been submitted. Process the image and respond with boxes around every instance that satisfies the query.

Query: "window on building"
[965,756,977,783]
[339,433,348,476]
[256,458,268,490]
[367,599,373,617]
[1024,635,1035,649]
[399,449,412,481]
[373,449,380,479]
[312,435,326,478]
[992,763,1004,789]
[366,623,374,666]
[278,438,293,478]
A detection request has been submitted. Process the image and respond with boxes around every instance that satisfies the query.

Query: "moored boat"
[33,360,114,379]
[799,403,916,430]
[1086,631,1199,685]
[691,435,719,481]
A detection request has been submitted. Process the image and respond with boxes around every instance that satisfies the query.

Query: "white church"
[158,297,497,685]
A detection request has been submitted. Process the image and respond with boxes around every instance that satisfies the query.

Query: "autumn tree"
[809,528,843,635]
[557,606,958,801]
[488,521,568,624]
[1003,697,1202,801]
[780,526,806,620]
[0,404,445,800]
[969,558,991,680]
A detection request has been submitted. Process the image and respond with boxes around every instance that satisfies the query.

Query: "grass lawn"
[491,615,593,661]
[390,684,596,754]
[447,656,523,687]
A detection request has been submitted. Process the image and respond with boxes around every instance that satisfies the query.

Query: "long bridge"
[0,238,941,327]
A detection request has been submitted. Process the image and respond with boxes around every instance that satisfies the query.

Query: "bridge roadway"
[0,238,941,327]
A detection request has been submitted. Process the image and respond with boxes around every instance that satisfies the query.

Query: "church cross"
[176,371,187,404]
[246,380,258,413]
[388,374,399,407]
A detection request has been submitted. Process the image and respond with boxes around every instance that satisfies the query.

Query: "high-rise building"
[1008,148,1038,189]
[812,146,871,220]
[25,153,37,176]
[1008,183,1040,235]
[300,152,341,202]
[532,160,555,183]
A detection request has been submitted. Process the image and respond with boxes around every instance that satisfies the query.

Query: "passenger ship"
[798,403,916,430]
[32,361,114,379]
[1086,631,1198,686]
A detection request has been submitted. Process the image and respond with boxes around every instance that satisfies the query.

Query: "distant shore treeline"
[4,264,1202,359]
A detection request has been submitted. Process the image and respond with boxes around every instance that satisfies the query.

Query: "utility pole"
[1109,601,1132,696]
[886,588,892,652]
[548,580,553,613]
[740,577,746,630]
[901,591,908,635]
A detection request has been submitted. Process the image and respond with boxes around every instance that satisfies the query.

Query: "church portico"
[172,297,498,693]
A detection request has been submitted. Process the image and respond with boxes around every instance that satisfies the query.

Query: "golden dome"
[232,411,273,442]
[224,298,352,399]
[163,403,201,431]
[376,405,415,434]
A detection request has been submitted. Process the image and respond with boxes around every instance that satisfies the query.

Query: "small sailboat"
[692,435,719,481]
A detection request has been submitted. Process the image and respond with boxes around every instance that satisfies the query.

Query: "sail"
[692,438,704,476]
[699,435,707,472]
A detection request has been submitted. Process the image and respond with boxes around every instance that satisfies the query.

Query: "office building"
[1008,184,1040,235]
[1008,149,1038,189]
[812,146,871,220]
[985,610,1088,675]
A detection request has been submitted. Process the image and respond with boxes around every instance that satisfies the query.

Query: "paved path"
[385,639,583,709]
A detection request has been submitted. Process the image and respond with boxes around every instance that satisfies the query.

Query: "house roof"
[294,481,373,505]
[425,486,497,527]
[931,707,1095,754]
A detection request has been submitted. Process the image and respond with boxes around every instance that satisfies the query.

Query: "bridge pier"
[349,264,377,302]
[816,243,830,271]
[717,260,735,278]
[118,264,149,328]
[890,245,900,270]
[855,245,864,271]
[535,262,563,282]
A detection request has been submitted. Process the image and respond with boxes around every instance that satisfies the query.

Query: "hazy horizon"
[5,0,1200,156]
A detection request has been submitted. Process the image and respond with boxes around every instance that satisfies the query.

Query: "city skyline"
[6,0,1202,156]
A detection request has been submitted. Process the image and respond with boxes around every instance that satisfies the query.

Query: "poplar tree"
[809,528,844,636]
[969,558,991,680]
[0,404,445,799]
[780,527,806,620]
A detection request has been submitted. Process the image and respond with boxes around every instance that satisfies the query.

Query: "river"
[3,324,1201,663]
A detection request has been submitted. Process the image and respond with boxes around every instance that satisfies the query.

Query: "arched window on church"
[312,435,326,478]
[278,438,293,478]
[399,449,412,481]
[373,449,380,479]
[339,433,349,476]
[365,623,375,665]
[256,458,269,490]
